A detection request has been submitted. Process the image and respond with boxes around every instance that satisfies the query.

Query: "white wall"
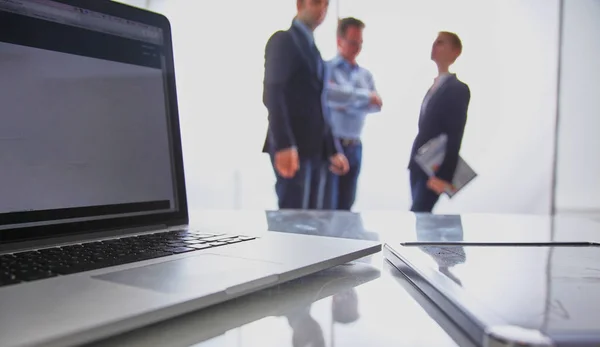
[148,0,296,210]
[338,0,559,214]
[555,0,600,214]
[144,0,560,214]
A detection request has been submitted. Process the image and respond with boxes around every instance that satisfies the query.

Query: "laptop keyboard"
[0,229,257,288]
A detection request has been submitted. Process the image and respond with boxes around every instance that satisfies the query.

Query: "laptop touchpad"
[93,254,281,295]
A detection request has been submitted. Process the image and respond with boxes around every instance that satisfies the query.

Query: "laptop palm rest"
[93,254,281,295]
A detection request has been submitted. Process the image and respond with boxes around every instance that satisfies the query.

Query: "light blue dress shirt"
[325,55,380,140]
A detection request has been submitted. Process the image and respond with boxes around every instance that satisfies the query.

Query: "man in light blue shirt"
[324,17,382,210]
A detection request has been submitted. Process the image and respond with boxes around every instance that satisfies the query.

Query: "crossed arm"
[325,69,381,115]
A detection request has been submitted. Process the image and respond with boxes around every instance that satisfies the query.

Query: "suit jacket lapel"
[429,75,455,104]
[312,43,324,81]
[421,75,456,120]
[289,25,322,81]
[419,88,433,116]
[418,75,457,127]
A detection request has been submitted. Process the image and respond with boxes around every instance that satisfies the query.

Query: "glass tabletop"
[88,210,600,347]
[87,254,469,347]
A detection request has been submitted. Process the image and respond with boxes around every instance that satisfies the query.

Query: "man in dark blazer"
[262,0,349,210]
[408,31,471,213]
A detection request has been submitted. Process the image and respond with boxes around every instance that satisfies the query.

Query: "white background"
[115,0,597,215]
[555,0,600,214]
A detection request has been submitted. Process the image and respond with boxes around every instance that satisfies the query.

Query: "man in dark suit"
[408,31,471,213]
[262,0,349,210]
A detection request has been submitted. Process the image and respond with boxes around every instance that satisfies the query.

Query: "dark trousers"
[270,155,334,210]
[326,140,362,210]
[410,169,440,213]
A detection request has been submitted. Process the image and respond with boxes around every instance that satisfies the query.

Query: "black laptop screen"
[0,0,180,232]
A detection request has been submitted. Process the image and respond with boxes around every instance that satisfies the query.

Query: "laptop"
[385,243,600,347]
[0,1,381,347]
[384,214,600,347]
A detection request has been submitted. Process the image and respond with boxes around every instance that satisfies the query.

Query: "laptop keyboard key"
[202,235,234,242]
[189,243,212,250]
[166,242,187,248]
[164,247,195,254]
[226,238,243,244]
[184,239,206,245]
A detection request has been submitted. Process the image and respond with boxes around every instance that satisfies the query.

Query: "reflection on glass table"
[86,262,380,347]
[286,287,361,347]
[414,214,466,286]
[385,242,600,347]
[402,213,600,246]
[264,210,380,243]
[87,260,465,347]
[189,210,600,246]
[88,210,486,347]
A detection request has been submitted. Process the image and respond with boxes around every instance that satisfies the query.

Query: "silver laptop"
[384,214,600,347]
[0,1,381,347]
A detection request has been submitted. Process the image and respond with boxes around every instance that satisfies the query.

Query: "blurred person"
[262,0,349,210]
[332,288,360,324]
[285,306,326,347]
[408,31,471,213]
[324,17,382,211]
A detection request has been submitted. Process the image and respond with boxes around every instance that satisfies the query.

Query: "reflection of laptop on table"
[87,262,380,347]
[0,2,380,347]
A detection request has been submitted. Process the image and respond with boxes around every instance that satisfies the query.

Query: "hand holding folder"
[414,134,477,198]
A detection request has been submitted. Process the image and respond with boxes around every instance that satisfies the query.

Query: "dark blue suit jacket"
[262,23,340,159]
[409,75,471,182]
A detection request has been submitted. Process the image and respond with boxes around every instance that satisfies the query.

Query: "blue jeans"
[326,141,362,210]
[270,155,334,210]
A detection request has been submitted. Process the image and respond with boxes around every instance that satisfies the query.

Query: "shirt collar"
[434,72,454,85]
[333,54,359,70]
[293,18,314,45]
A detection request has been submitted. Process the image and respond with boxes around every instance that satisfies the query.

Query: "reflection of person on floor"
[285,306,325,347]
[265,210,380,242]
[415,214,466,286]
[332,288,359,324]
[284,288,359,347]
[438,266,462,286]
